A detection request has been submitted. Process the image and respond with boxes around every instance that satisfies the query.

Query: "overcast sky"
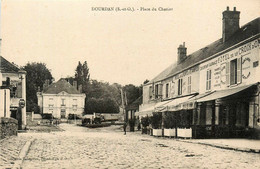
[1,0,259,85]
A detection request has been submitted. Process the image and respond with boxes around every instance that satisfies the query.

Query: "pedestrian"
[123,122,127,135]
[137,123,141,131]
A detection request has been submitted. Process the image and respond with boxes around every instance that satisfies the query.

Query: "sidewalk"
[132,130,260,153]
[178,138,260,153]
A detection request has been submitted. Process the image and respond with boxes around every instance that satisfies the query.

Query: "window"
[206,70,211,91]
[49,104,54,110]
[230,59,237,85]
[178,79,182,95]
[73,99,77,110]
[72,105,77,111]
[155,84,159,98]
[61,99,66,106]
[187,76,191,94]
[166,83,169,98]
[227,58,241,86]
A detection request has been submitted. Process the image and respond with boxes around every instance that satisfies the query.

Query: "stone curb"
[13,138,34,168]
[176,139,260,154]
[131,132,260,154]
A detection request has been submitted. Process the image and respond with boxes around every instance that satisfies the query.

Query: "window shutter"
[237,57,242,84]
[226,62,230,86]
[158,84,163,97]
[149,86,152,99]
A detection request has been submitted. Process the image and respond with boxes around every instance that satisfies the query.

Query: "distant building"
[0,56,27,127]
[37,78,85,119]
[125,96,142,121]
[138,7,260,138]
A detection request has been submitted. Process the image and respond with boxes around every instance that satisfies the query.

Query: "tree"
[23,62,53,112]
[75,61,90,93]
[84,80,120,114]
[123,84,142,105]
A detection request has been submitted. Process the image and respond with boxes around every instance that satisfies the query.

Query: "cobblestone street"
[0,124,259,169]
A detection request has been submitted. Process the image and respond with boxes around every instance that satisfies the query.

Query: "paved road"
[1,124,260,169]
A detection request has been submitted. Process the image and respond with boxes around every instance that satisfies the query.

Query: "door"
[61,109,66,119]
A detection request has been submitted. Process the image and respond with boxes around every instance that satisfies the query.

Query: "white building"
[37,78,86,119]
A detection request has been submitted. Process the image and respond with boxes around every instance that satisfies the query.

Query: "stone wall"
[0,117,18,139]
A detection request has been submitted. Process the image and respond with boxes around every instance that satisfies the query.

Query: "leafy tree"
[75,61,90,93]
[23,62,53,112]
[123,84,142,105]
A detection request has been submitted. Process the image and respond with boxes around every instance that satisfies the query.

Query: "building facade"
[37,78,85,119]
[138,7,260,138]
[0,56,27,128]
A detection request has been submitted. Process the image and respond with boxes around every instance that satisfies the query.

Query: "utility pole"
[120,88,126,122]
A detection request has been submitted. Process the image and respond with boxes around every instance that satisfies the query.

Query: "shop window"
[206,70,211,91]
[187,76,191,94]
[226,58,241,86]
[166,83,169,98]
[178,79,182,95]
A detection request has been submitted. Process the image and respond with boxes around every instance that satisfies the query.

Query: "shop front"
[194,83,260,138]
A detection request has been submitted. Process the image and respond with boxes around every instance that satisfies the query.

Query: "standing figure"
[123,122,127,135]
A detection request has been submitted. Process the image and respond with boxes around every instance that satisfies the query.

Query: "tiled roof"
[0,56,20,73]
[147,17,260,85]
[44,78,80,94]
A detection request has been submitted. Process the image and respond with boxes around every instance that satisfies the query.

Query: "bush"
[149,112,162,129]
[128,118,135,132]
[164,112,177,129]
[42,114,54,120]
[68,114,82,120]
[141,116,149,128]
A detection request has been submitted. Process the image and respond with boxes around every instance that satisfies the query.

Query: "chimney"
[222,6,240,42]
[78,84,82,93]
[43,79,49,91]
[73,81,77,89]
[177,42,187,64]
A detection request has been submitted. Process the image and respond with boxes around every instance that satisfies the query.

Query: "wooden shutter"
[158,84,163,97]
[226,62,230,86]
[237,57,242,84]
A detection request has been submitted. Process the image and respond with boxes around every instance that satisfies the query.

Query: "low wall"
[0,117,18,139]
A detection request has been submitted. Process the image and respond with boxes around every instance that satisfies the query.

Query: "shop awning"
[154,100,172,112]
[136,100,172,116]
[135,106,154,117]
[162,95,194,112]
[197,84,256,102]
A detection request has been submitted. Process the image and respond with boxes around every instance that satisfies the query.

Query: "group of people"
[123,121,141,135]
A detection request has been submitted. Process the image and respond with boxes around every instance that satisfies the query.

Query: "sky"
[1,0,259,86]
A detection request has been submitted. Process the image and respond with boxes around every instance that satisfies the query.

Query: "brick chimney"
[222,6,240,42]
[78,84,83,93]
[177,42,187,64]
[73,81,77,89]
[43,79,50,91]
